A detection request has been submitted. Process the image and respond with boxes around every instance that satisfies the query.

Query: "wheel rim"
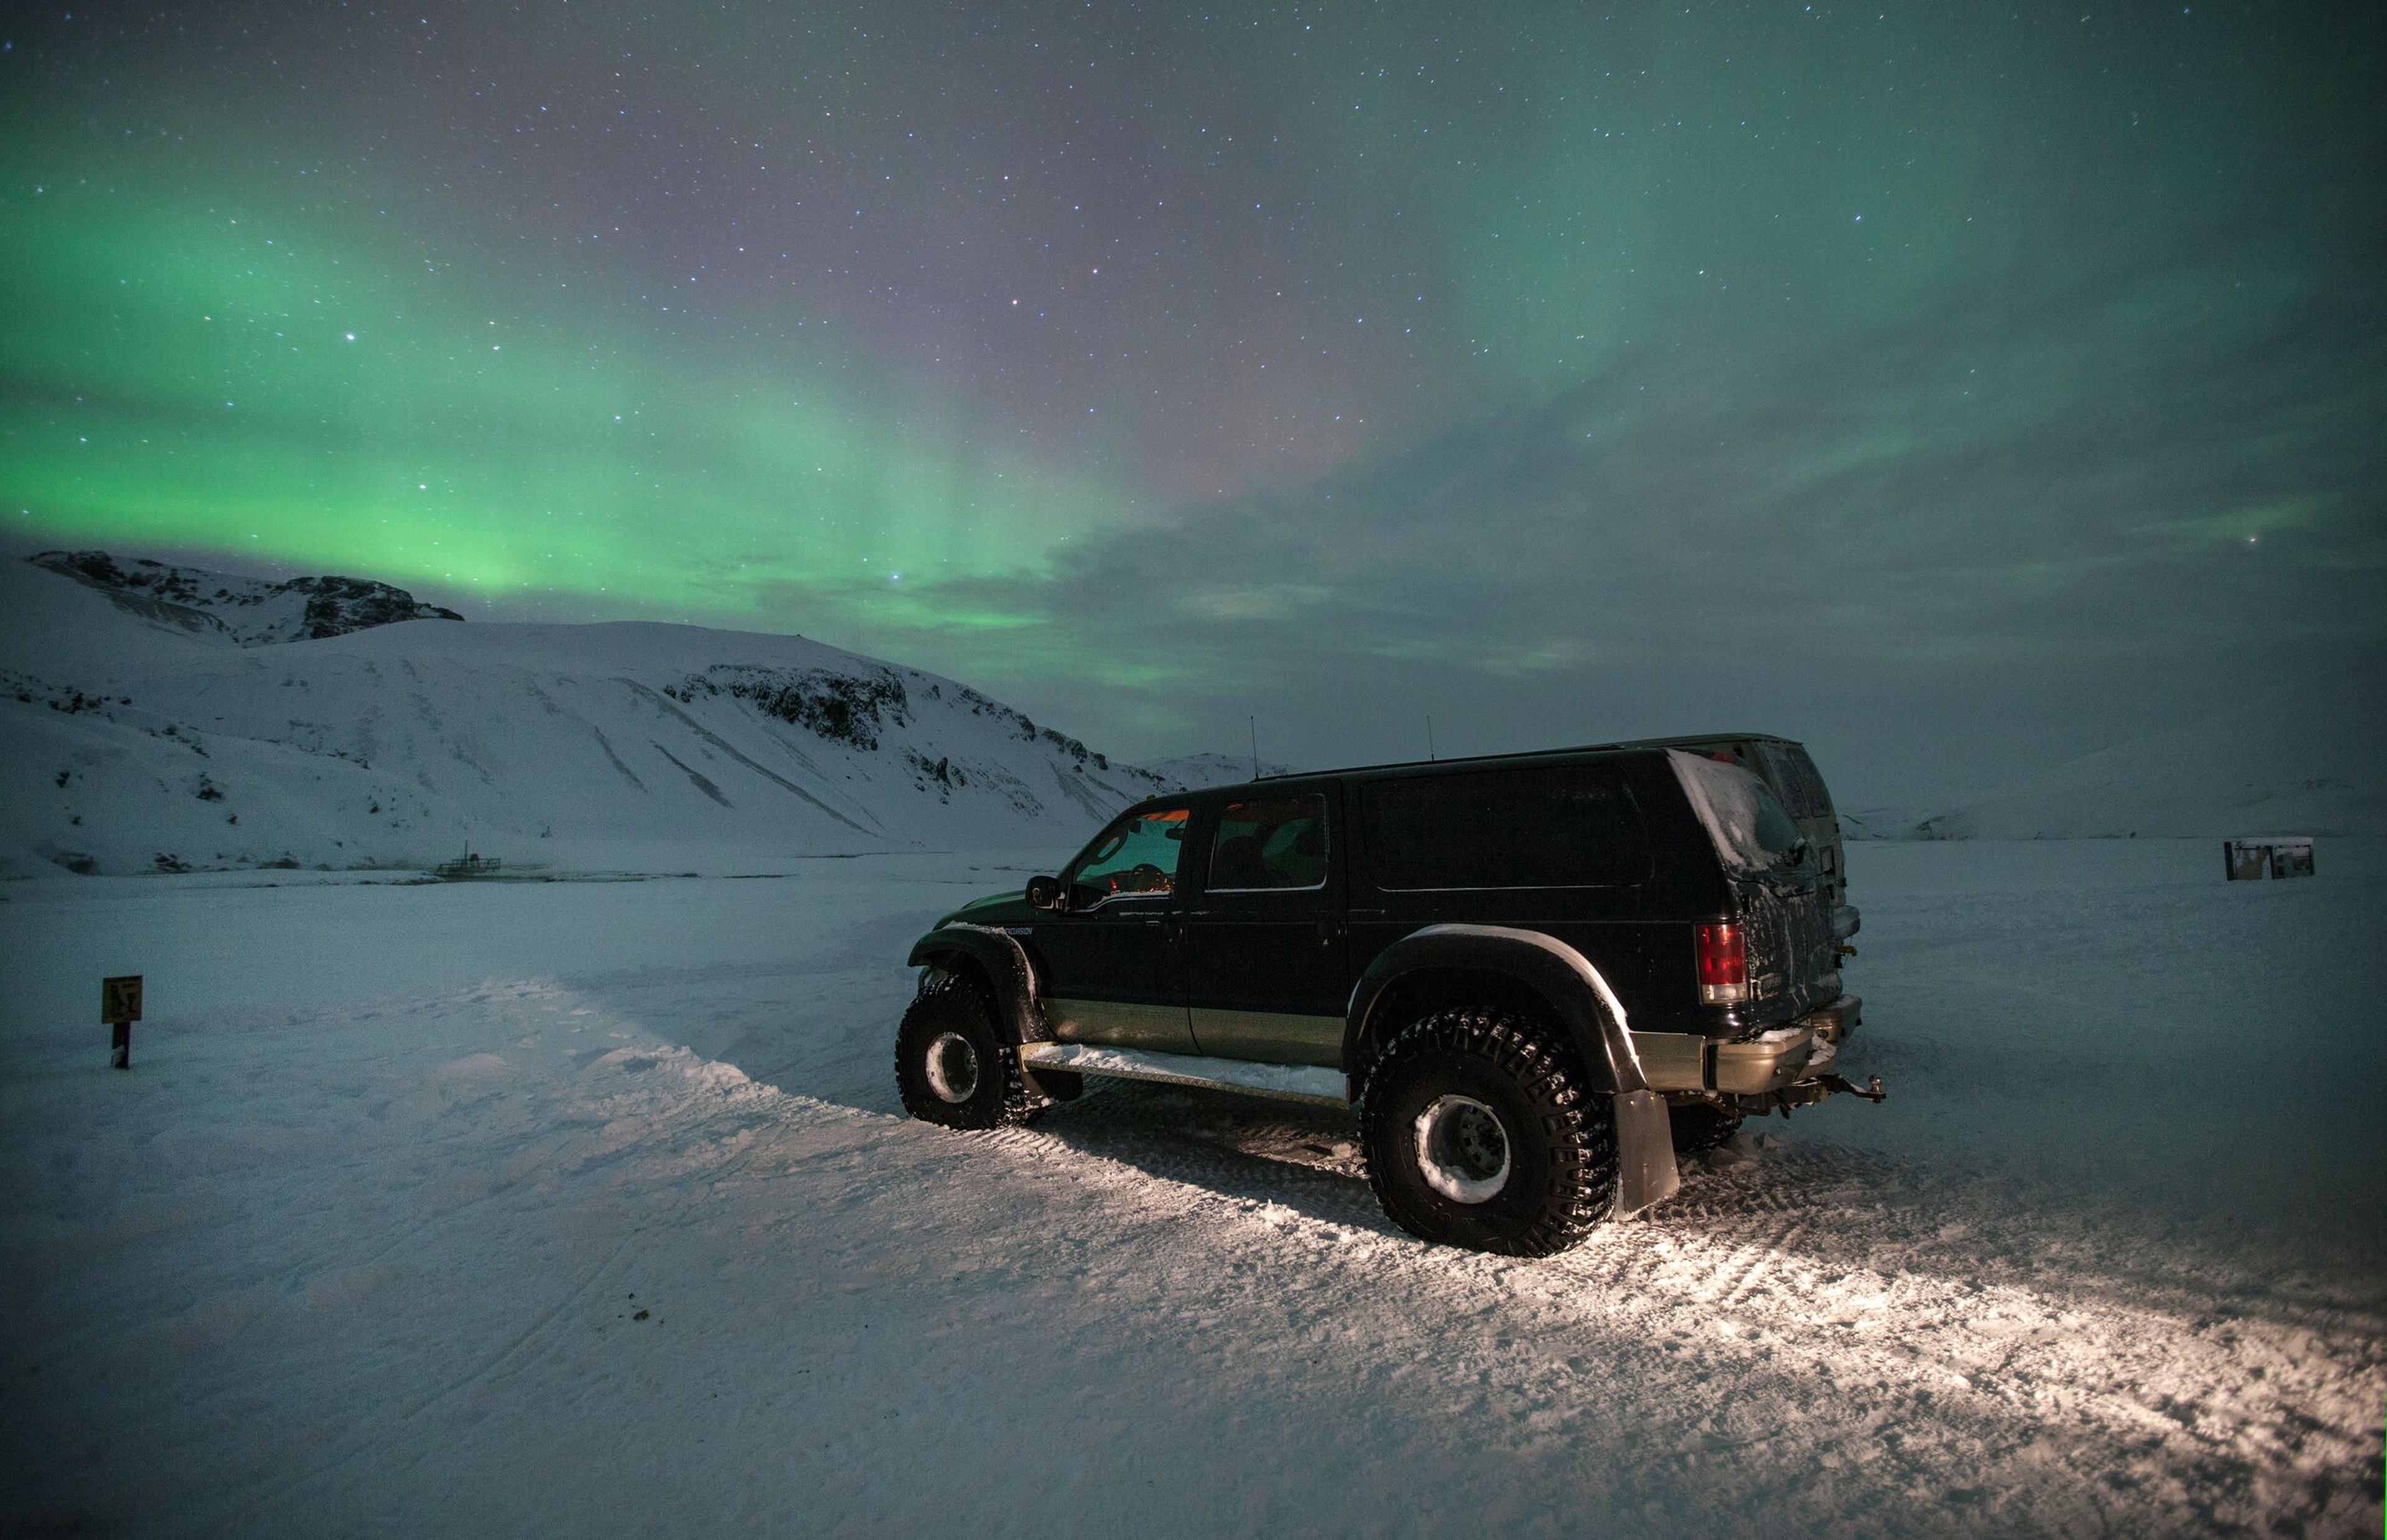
[1413,1094,1511,1204]
[924,1031,982,1104]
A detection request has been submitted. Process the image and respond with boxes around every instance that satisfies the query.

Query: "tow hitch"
[1745,1070,1887,1117]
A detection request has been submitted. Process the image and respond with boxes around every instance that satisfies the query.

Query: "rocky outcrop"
[29,551,464,646]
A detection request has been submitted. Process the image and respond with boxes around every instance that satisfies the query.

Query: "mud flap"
[1612,1089,1680,1216]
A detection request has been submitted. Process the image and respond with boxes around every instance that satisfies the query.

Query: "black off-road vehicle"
[893,739,1881,1257]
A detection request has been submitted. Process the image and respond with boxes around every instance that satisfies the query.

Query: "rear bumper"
[1633,994,1863,1096]
[1807,992,1861,1046]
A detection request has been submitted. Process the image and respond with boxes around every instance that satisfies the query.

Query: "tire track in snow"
[195,1218,640,1540]
[110,967,2384,1540]
[923,1086,2385,1537]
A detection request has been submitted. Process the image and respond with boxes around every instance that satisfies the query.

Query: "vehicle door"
[1179,785,1347,1067]
[1031,804,1197,1053]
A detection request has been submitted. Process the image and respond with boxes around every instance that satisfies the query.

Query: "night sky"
[4,2,2379,803]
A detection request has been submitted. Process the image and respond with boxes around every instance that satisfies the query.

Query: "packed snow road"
[3,841,2381,1537]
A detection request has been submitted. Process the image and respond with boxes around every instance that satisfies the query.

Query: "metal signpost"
[103,974,142,1069]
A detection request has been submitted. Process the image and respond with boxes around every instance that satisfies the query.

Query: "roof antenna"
[1248,715,1259,779]
[1426,715,1437,762]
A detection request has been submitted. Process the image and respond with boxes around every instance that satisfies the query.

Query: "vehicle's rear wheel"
[895,971,1040,1130]
[1668,1101,1744,1155]
[1358,1009,1617,1257]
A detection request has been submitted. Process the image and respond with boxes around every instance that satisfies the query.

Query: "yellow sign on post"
[103,974,142,1070]
[103,976,143,1024]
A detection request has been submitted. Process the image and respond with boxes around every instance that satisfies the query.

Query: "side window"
[1206,794,1328,891]
[1365,767,1650,890]
[1064,806,1190,905]
[1755,741,1833,820]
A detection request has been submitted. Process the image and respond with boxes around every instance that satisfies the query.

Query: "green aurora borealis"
[3,2,2380,786]
[1,145,1115,625]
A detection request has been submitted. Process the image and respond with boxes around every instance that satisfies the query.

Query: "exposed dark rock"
[29,551,464,645]
[665,664,910,750]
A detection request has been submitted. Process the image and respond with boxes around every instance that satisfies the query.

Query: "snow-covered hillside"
[1836,807,1918,842]
[1900,690,2386,840]
[1,553,1171,878]
[1139,751,1300,789]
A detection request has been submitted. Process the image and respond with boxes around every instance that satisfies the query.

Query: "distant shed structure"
[2223,837,2314,881]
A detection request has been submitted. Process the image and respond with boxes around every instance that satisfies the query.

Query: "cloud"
[814,218,2381,802]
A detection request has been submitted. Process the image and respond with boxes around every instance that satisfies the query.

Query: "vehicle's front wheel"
[1359,1009,1617,1257]
[895,971,1039,1130]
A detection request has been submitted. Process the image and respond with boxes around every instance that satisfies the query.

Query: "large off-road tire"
[1358,1009,1617,1257]
[1668,1101,1744,1155]
[895,971,1041,1130]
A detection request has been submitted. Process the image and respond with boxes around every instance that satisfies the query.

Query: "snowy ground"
[3,840,2381,1538]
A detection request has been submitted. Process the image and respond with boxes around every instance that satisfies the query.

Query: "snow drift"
[3,840,2380,1536]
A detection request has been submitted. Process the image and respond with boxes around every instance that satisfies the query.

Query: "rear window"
[1668,751,1806,871]
[1364,766,1652,890]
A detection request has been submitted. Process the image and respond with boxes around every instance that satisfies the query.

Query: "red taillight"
[1695,922,1749,1004]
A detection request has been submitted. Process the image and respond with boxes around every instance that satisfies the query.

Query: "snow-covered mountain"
[1139,751,1300,790]
[1835,807,1919,842]
[31,549,466,645]
[1895,692,2385,840]
[2,552,1172,877]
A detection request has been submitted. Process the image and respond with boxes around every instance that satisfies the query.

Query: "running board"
[1020,1042,1350,1107]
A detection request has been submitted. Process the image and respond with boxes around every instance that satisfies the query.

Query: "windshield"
[1667,749,1806,872]
[1062,805,1189,905]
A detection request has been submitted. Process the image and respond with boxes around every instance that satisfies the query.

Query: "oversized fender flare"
[1346,923,1680,1216]
[906,923,1051,1048]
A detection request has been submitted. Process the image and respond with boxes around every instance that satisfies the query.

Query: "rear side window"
[1755,741,1834,820]
[1364,767,1651,890]
[1207,794,1329,891]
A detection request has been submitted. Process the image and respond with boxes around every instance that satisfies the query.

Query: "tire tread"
[894,971,1041,1130]
[1668,1101,1744,1155]
[1358,1009,1619,1257]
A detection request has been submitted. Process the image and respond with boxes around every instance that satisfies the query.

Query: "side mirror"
[1024,874,1062,911]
